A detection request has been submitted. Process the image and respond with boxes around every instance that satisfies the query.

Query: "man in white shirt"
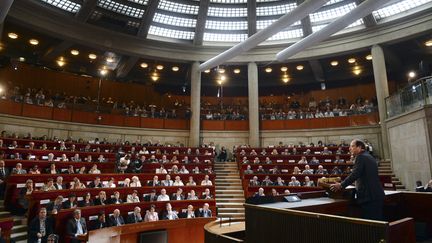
[201,175,213,186]
[66,209,87,243]
[157,188,170,201]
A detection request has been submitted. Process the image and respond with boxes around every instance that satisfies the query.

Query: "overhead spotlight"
[217,79,224,85]
[408,71,416,78]
[19,57,25,62]
[204,69,210,73]
[348,58,356,64]
[218,68,225,74]
[0,44,3,51]
[56,57,66,67]
[29,39,39,46]
[234,69,241,74]
[156,65,164,70]
[425,40,432,47]
[8,33,18,39]
[330,61,339,66]
[151,72,159,81]
[280,66,288,72]
[70,49,79,56]
[365,54,372,61]
[220,75,226,81]
[296,65,304,71]
[88,54,97,60]
[140,62,148,68]
[106,57,114,63]
[265,67,272,73]
[172,66,179,72]
[353,66,361,75]
[99,68,108,76]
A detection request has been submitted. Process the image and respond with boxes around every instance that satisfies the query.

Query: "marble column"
[0,0,14,24]
[248,62,260,147]
[371,45,390,159]
[189,62,201,147]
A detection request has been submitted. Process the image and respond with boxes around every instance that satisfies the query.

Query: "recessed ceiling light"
[348,58,356,64]
[8,33,18,39]
[151,73,159,81]
[204,69,210,73]
[56,57,66,67]
[100,68,108,76]
[280,67,288,72]
[70,49,79,56]
[88,54,97,60]
[29,39,39,46]
[220,75,226,81]
[425,40,432,47]
[234,69,240,74]
[156,65,164,70]
[330,61,339,66]
[218,68,225,74]
[19,57,25,62]
[265,67,272,73]
[353,66,361,75]
[296,65,304,71]
[365,54,372,61]
[106,57,114,63]
[140,62,148,68]
[172,66,179,72]
[408,71,416,78]
[282,78,290,83]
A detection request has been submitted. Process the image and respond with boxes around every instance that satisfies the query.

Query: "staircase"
[214,161,245,220]
[378,160,407,191]
[0,200,27,242]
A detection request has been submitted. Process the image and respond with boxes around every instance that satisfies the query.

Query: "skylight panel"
[268,28,303,40]
[310,3,356,23]
[208,7,248,17]
[158,0,199,15]
[324,0,346,6]
[257,3,297,17]
[206,20,247,30]
[39,0,81,13]
[373,0,432,20]
[210,0,247,3]
[153,13,197,28]
[98,0,145,18]
[257,19,301,30]
[128,0,148,5]
[148,26,195,40]
[203,33,247,42]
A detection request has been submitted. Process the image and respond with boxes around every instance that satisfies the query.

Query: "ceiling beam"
[309,59,325,82]
[137,0,160,38]
[355,0,377,27]
[42,40,74,60]
[116,56,139,78]
[297,0,313,36]
[75,0,98,22]
[193,0,209,46]
[247,0,257,37]
[0,0,14,25]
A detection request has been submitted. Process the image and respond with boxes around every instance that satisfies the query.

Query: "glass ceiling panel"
[153,13,197,28]
[128,0,148,5]
[206,20,247,30]
[268,28,303,40]
[203,33,247,42]
[148,26,195,40]
[39,0,81,13]
[311,18,363,32]
[97,0,145,18]
[310,2,357,23]
[208,6,248,17]
[373,0,432,20]
[257,3,297,17]
[257,19,301,30]
[324,0,346,6]
[158,0,199,15]
[209,0,277,3]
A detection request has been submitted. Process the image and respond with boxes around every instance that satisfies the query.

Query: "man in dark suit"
[53,176,65,190]
[62,194,78,209]
[28,207,54,243]
[66,209,87,243]
[197,203,212,218]
[0,160,10,199]
[143,189,158,202]
[47,196,63,213]
[88,177,103,188]
[331,139,385,220]
[109,209,125,226]
[126,206,143,224]
[89,211,110,230]
[94,191,109,206]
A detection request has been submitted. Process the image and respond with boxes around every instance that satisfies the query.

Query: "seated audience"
[198,203,212,218]
[94,191,109,206]
[157,189,170,201]
[303,176,315,187]
[62,194,78,209]
[187,190,199,200]
[180,205,196,219]
[143,189,158,202]
[201,175,213,186]
[66,209,87,243]
[144,204,159,222]
[127,206,143,224]
[171,188,184,201]
[28,207,55,243]
[79,193,94,207]
[126,190,140,203]
[288,176,301,186]
[90,211,110,230]
[161,203,179,220]
[109,209,125,226]
[41,178,56,191]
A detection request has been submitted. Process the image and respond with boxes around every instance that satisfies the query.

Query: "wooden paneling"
[141,118,164,129]
[0,100,22,116]
[22,104,52,119]
[285,119,308,130]
[99,113,124,126]
[261,120,284,130]
[124,116,140,127]
[52,108,72,121]
[164,119,188,130]
[71,110,98,124]
[325,116,350,128]
[202,120,225,130]
[225,120,248,130]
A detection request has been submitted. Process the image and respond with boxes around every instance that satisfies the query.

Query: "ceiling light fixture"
[70,49,79,56]
[408,71,416,78]
[265,67,272,73]
[296,65,304,71]
[172,66,179,72]
[365,54,372,60]
[280,67,288,72]
[353,66,361,75]
[88,54,97,60]
[29,39,39,46]
[106,57,114,63]
[234,69,241,74]
[8,33,18,39]
[425,40,432,47]
[56,57,66,67]
[156,65,164,70]
[204,69,210,73]
[151,72,159,81]
[330,61,339,66]
[348,58,356,64]
[218,68,225,74]
[140,62,148,68]
[100,67,108,76]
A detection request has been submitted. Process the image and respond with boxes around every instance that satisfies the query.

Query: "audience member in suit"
[171,188,185,201]
[66,209,87,243]
[28,207,54,243]
[11,163,26,174]
[89,211,110,230]
[0,160,10,199]
[109,209,125,226]
[126,190,140,203]
[143,190,158,202]
[18,179,34,212]
[126,206,143,224]
[161,203,178,220]
[179,205,196,219]
[78,193,94,207]
[94,191,109,206]
[144,204,159,222]
[147,176,160,186]
[109,191,123,204]
[47,196,63,213]
[88,177,103,188]
[53,176,66,190]
[197,203,212,218]
[62,194,78,209]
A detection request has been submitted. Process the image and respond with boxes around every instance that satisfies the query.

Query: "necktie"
[76,220,83,235]
[116,217,120,226]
